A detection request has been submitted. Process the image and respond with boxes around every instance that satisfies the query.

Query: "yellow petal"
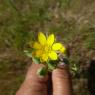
[52,43,63,50]
[33,42,41,49]
[35,50,42,57]
[47,34,54,46]
[49,51,57,60]
[60,46,66,53]
[41,54,48,62]
[38,32,46,45]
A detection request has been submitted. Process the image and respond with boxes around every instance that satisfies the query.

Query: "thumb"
[52,64,72,95]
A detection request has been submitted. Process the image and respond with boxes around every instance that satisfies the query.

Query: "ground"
[0,0,95,95]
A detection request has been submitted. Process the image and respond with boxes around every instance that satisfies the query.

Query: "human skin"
[16,63,72,95]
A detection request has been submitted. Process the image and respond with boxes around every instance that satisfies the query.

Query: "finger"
[52,65,72,95]
[16,64,48,95]
[26,63,48,81]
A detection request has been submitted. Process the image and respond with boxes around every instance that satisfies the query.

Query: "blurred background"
[0,0,95,95]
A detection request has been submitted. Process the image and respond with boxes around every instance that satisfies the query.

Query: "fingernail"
[57,62,66,69]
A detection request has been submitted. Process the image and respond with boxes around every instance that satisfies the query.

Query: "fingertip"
[52,65,70,79]
[52,65,72,95]
[26,63,48,82]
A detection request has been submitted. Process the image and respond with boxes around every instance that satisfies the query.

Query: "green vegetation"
[0,0,95,95]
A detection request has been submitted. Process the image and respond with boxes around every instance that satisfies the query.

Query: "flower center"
[44,45,51,53]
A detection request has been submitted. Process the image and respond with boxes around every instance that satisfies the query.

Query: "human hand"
[16,63,72,95]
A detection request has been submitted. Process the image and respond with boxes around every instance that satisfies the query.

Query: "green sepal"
[37,67,48,77]
[24,50,32,58]
[24,48,35,57]
[32,57,40,64]
[47,60,57,71]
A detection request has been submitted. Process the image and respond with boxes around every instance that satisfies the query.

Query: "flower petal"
[52,43,63,50]
[60,46,66,53]
[47,34,54,46]
[38,32,46,45]
[35,50,42,57]
[33,42,41,49]
[41,54,48,62]
[49,51,57,60]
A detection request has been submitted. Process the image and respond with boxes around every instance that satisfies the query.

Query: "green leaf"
[37,67,48,77]
[32,57,40,64]
[71,64,78,72]
[24,50,32,58]
[47,61,56,71]
[63,57,69,64]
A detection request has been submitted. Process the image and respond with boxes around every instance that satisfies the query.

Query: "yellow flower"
[32,32,66,62]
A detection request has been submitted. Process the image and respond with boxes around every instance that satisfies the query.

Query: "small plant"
[24,32,76,76]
